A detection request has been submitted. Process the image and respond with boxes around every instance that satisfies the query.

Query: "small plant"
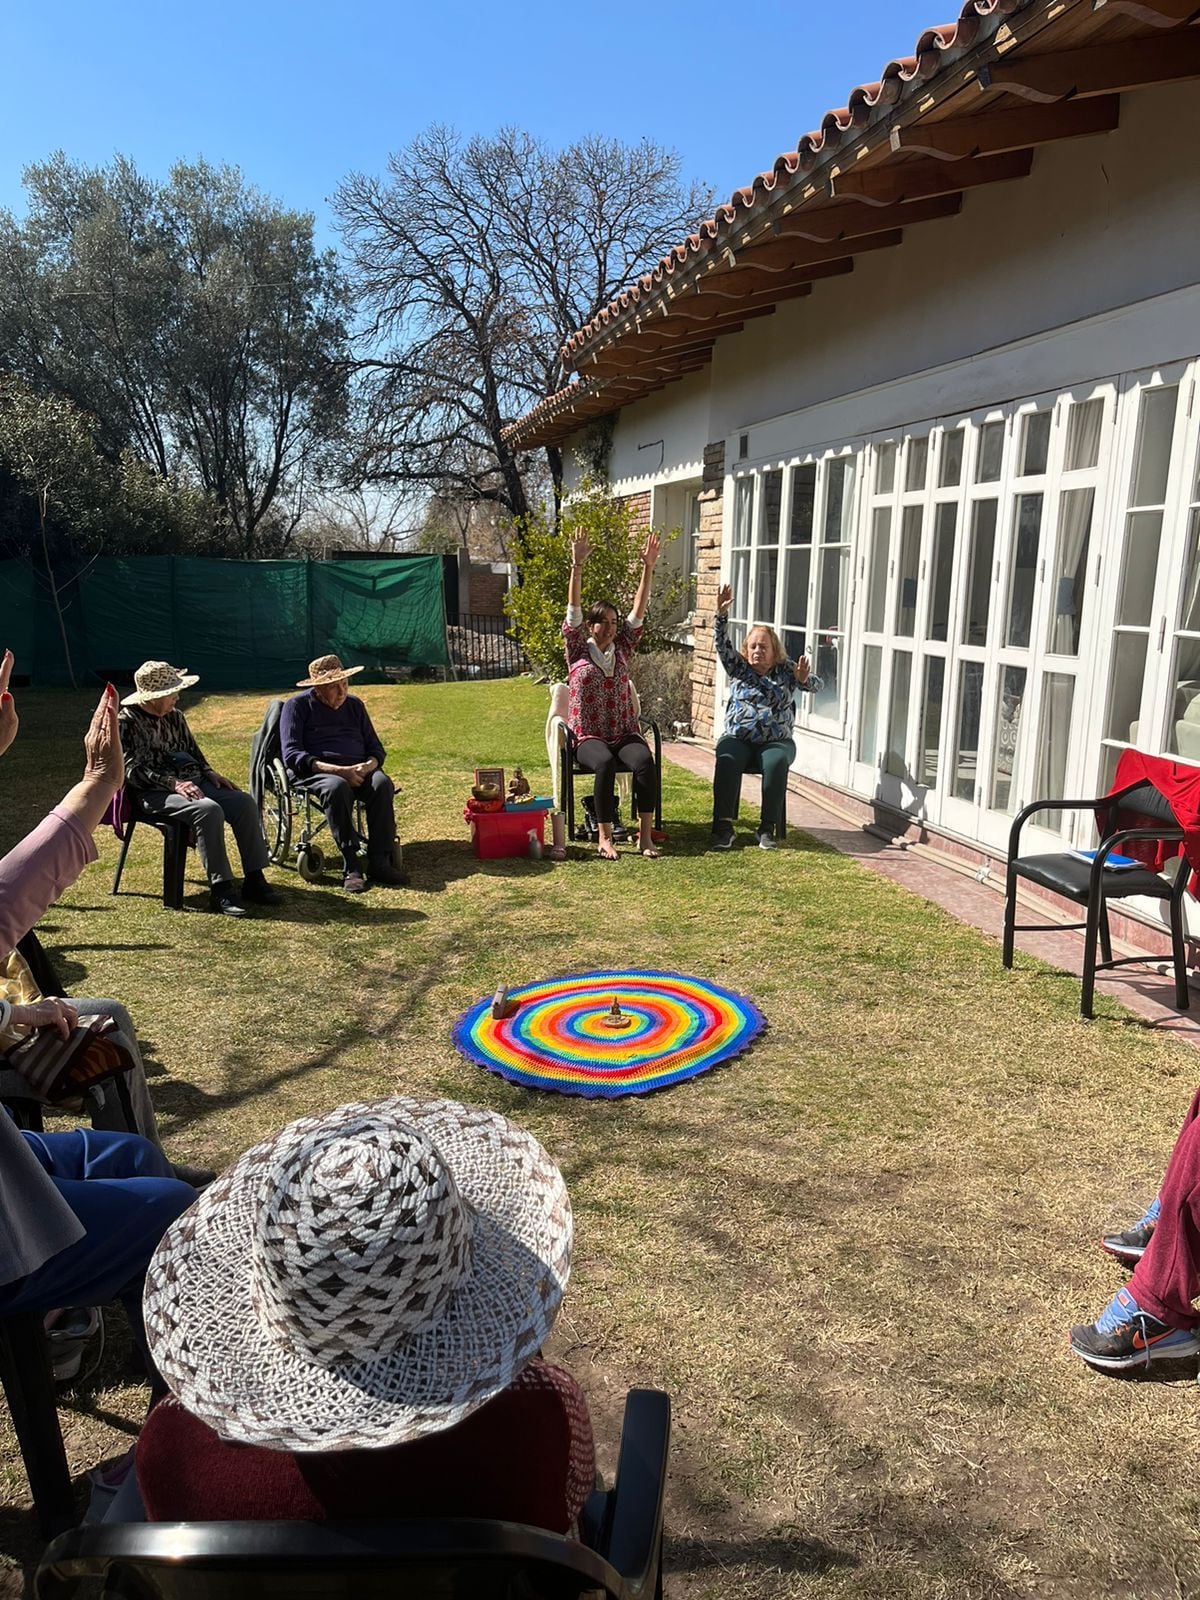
[504,478,684,681]
[633,649,694,736]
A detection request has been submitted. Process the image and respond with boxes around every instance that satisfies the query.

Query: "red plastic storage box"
[470,808,547,860]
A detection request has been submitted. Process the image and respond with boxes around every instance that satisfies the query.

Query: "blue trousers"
[0,1131,194,1337]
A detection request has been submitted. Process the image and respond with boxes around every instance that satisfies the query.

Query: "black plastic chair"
[0,1311,77,1537]
[109,789,190,910]
[1003,780,1191,1018]
[36,1388,670,1600]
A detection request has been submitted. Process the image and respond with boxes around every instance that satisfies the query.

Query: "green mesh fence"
[0,555,448,687]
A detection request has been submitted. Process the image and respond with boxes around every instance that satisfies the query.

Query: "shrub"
[504,478,684,681]
[633,649,694,736]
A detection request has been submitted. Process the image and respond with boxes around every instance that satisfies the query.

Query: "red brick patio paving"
[665,742,1200,1049]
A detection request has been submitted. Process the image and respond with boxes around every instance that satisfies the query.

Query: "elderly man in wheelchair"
[279,655,406,894]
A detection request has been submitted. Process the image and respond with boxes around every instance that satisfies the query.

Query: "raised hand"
[641,532,661,572]
[570,531,591,569]
[0,649,17,758]
[793,655,812,685]
[83,684,124,799]
[717,584,733,616]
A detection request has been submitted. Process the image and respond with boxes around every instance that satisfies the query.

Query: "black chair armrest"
[602,1388,671,1596]
[1087,826,1188,894]
[1008,795,1114,862]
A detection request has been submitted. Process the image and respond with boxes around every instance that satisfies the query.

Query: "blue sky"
[1,1,947,248]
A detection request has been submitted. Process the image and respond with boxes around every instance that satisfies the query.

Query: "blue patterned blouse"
[715,615,822,743]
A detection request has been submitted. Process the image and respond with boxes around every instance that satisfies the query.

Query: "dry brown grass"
[2,680,1199,1597]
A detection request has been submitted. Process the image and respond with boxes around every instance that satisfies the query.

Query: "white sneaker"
[756,828,778,851]
[47,1306,100,1382]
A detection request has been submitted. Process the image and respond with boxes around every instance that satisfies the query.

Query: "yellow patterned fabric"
[0,947,39,1049]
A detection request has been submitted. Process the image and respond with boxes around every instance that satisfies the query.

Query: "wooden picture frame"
[474,766,505,794]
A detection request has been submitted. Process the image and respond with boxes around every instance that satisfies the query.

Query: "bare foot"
[638,835,661,858]
[598,840,619,861]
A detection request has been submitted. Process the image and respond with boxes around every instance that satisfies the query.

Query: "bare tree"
[335,128,711,524]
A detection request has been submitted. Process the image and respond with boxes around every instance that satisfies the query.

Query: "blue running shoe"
[1070,1284,1200,1371]
[1100,1196,1161,1265]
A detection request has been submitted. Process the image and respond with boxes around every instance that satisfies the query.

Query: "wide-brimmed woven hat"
[143,1097,572,1452]
[121,661,199,705]
[296,654,365,688]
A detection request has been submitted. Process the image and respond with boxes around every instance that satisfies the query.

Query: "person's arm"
[280,696,314,778]
[0,686,122,953]
[0,648,17,759]
[713,590,758,686]
[567,531,589,622]
[629,532,660,626]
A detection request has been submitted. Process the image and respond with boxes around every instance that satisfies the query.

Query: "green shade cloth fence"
[0,556,449,688]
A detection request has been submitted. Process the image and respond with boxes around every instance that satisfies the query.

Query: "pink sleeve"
[0,806,98,954]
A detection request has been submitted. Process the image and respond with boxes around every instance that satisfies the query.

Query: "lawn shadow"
[401,839,557,891]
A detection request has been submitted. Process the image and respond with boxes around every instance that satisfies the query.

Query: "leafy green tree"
[0,155,352,555]
[504,479,683,680]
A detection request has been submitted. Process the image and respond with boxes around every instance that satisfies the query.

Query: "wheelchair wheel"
[297,843,325,882]
[259,759,292,864]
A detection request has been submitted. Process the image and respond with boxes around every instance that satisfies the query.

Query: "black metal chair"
[109,789,190,910]
[36,1388,670,1600]
[547,688,663,844]
[1003,780,1191,1019]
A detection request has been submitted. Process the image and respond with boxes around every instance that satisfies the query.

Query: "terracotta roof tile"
[559,0,1028,364]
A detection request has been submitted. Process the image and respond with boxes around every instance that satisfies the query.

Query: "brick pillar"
[621,490,652,534]
[690,442,725,739]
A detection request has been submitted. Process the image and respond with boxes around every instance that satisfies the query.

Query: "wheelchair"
[249,699,401,881]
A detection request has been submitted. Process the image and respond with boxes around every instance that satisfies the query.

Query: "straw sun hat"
[143,1097,572,1452]
[296,654,365,688]
[121,661,200,705]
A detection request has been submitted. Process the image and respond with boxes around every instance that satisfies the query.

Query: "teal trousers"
[712,736,795,831]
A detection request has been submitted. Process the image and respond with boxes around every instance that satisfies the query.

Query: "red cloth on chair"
[135,1359,596,1534]
[1103,749,1200,894]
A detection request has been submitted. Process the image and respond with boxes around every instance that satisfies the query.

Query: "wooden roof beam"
[764,191,963,244]
[731,227,901,275]
[977,27,1200,100]
[664,300,787,329]
[1091,0,1200,25]
[678,257,854,304]
[890,95,1119,161]
[830,148,1034,205]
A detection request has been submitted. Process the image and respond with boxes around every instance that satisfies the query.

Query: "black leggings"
[574,736,657,824]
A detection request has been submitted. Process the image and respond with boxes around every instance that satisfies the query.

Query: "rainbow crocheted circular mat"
[453,970,765,1098]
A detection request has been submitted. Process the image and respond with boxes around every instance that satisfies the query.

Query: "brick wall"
[464,564,508,616]
[689,442,725,738]
[622,490,651,535]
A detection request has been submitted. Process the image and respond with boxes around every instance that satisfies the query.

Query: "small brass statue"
[600,995,633,1030]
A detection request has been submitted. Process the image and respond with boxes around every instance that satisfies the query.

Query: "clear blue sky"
[1,1,947,248]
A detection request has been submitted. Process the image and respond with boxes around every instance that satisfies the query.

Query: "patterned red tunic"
[563,617,643,742]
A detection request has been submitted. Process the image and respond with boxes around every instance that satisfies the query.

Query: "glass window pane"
[754,548,778,621]
[783,547,810,633]
[875,443,896,496]
[938,429,964,488]
[731,549,751,618]
[1047,488,1093,657]
[1167,638,1200,759]
[1019,411,1051,476]
[1115,511,1163,626]
[962,500,997,647]
[789,463,816,544]
[952,661,985,801]
[818,548,846,631]
[918,656,945,787]
[975,421,1004,483]
[1131,386,1178,507]
[894,506,922,638]
[1181,508,1200,634]
[1064,399,1103,471]
[857,644,882,764]
[886,651,912,777]
[782,628,807,665]
[865,508,890,634]
[761,469,782,544]
[990,665,1028,814]
[929,503,956,643]
[1005,493,1043,649]
[1103,632,1149,743]
[1034,672,1075,821]
[734,478,753,544]
[905,437,928,493]
[823,457,857,544]
[812,636,842,721]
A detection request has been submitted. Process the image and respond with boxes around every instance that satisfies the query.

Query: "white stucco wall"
[559,368,712,499]
[708,81,1200,444]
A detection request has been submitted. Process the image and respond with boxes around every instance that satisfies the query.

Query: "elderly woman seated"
[99,1095,593,1533]
[709,586,822,851]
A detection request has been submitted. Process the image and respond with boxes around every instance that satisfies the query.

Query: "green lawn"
[2,679,1199,1598]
